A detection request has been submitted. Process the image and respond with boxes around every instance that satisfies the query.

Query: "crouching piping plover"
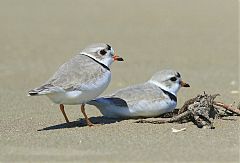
[88,70,189,118]
[28,43,123,126]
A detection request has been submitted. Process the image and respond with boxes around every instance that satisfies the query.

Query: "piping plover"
[28,43,123,126]
[88,69,189,118]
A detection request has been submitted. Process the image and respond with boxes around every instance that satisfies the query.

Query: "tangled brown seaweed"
[136,92,240,129]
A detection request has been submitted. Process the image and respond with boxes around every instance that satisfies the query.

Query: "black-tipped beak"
[180,81,190,87]
[113,54,124,61]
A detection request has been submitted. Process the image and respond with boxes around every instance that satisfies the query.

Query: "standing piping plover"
[28,43,123,126]
[88,70,190,118]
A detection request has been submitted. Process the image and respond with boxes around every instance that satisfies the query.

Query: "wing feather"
[105,83,167,106]
[33,55,107,94]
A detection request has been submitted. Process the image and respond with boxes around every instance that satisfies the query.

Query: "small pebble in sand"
[171,128,186,133]
[230,90,239,94]
[230,80,236,86]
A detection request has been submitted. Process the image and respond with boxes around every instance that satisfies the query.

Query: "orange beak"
[180,80,190,87]
[113,54,124,61]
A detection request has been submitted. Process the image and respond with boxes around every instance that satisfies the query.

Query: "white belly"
[47,71,111,105]
[97,99,177,118]
[128,99,177,117]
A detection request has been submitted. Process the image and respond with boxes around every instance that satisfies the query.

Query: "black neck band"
[81,54,110,71]
[160,88,177,102]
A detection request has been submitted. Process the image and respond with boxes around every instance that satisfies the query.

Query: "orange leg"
[81,104,94,127]
[59,104,70,123]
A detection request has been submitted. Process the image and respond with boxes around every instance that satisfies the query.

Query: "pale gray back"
[104,83,167,107]
[41,54,107,91]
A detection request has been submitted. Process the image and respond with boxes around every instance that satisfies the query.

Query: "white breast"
[47,71,111,105]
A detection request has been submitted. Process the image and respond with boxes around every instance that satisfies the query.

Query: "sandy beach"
[0,0,239,162]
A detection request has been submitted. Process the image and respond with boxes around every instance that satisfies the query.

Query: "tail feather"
[87,98,103,106]
[28,84,52,96]
[28,90,39,96]
[88,97,129,118]
[28,84,62,96]
[28,88,51,96]
[87,97,128,107]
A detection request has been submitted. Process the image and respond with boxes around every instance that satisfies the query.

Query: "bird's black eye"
[170,77,177,81]
[99,49,107,55]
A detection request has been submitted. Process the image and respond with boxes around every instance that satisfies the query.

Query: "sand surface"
[0,0,239,162]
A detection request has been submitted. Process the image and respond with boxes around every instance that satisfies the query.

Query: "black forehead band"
[176,72,181,78]
[106,44,111,50]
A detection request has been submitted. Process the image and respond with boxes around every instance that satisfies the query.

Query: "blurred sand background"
[0,0,239,162]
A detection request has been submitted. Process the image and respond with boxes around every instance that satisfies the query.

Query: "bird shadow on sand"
[37,116,123,131]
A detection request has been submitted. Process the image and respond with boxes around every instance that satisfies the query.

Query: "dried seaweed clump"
[136,92,240,129]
